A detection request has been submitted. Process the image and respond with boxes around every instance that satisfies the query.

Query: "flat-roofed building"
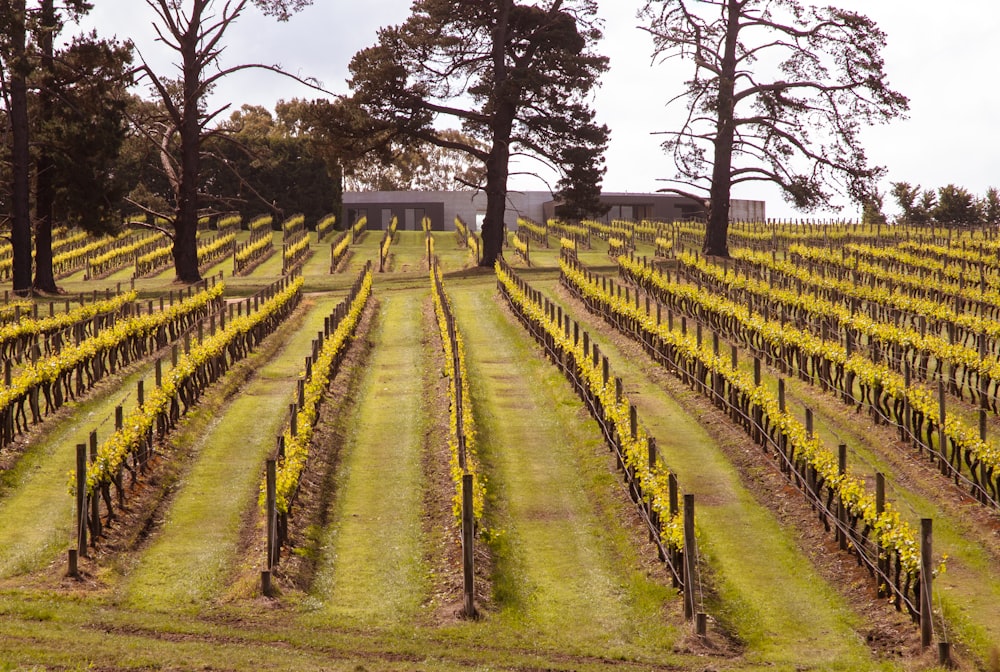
[342,190,764,230]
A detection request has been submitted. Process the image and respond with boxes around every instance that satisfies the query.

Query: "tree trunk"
[33,0,59,293]
[9,0,33,295]
[172,113,202,283]
[704,0,740,258]
[480,136,510,267]
[479,0,513,268]
[172,10,204,284]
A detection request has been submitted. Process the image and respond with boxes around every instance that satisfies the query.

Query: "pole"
[462,473,476,618]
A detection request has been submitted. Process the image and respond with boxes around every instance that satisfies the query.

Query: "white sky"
[77,1,1000,221]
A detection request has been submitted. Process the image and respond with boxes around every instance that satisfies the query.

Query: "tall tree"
[31,0,56,292]
[982,187,1000,225]
[0,0,32,294]
[933,184,980,226]
[553,117,610,221]
[202,103,340,222]
[859,191,886,226]
[641,0,908,256]
[1,0,129,293]
[133,0,313,283]
[33,3,130,292]
[890,181,919,222]
[345,0,609,266]
[916,189,936,225]
[340,129,487,192]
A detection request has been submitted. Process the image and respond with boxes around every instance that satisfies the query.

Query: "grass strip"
[307,284,431,625]
[532,273,885,669]
[120,295,333,612]
[449,277,677,658]
[0,365,158,579]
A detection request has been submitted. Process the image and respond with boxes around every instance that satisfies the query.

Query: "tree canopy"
[890,181,999,226]
[641,0,908,256]
[344,0,610,265]
[130,0,314,283]
[0,0,131,294]
[341,129,487,193]
[201,103,341,224]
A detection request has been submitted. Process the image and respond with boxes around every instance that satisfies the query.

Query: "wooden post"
[920,518,933,649]
[937,381,947,473]
[938,641,952,667]
[261,570,272,598]
[683,494,697,621]
[903,362,912,443]
[462,473,476,618]
[837,444,847,550]
[696,612,707,638]
[76,444,87,557]
[89,431,100,541]
[67,549,78,578]
[646,437,658,533]
[875,474,889,597]
[266,459,277,569]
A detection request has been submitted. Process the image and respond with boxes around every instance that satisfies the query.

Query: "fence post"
[76,444,87,558]
[920,518,933,649]
[89,431,100,541]
[837,444,847,550]
[266,459,277,570]
[937,381,947,474]
[875,472,889,597]
[683,494,697,621]
[462,473,476,618]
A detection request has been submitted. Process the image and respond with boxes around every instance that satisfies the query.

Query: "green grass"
[451,278,679,659]
[771,370,1000,663]
[0,235,986,670]
[0,362,159,579]
[120,294,335,612]
[306,284,432,625]
[527,274,886,670]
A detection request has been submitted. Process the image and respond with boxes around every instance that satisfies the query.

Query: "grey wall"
[343,190,766,230]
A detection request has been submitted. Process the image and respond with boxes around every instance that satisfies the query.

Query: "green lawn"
[0,230,985,671]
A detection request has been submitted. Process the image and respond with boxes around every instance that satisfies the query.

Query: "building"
[341,190,765,231]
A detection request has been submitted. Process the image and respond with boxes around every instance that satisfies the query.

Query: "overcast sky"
[77,1,1000,221]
